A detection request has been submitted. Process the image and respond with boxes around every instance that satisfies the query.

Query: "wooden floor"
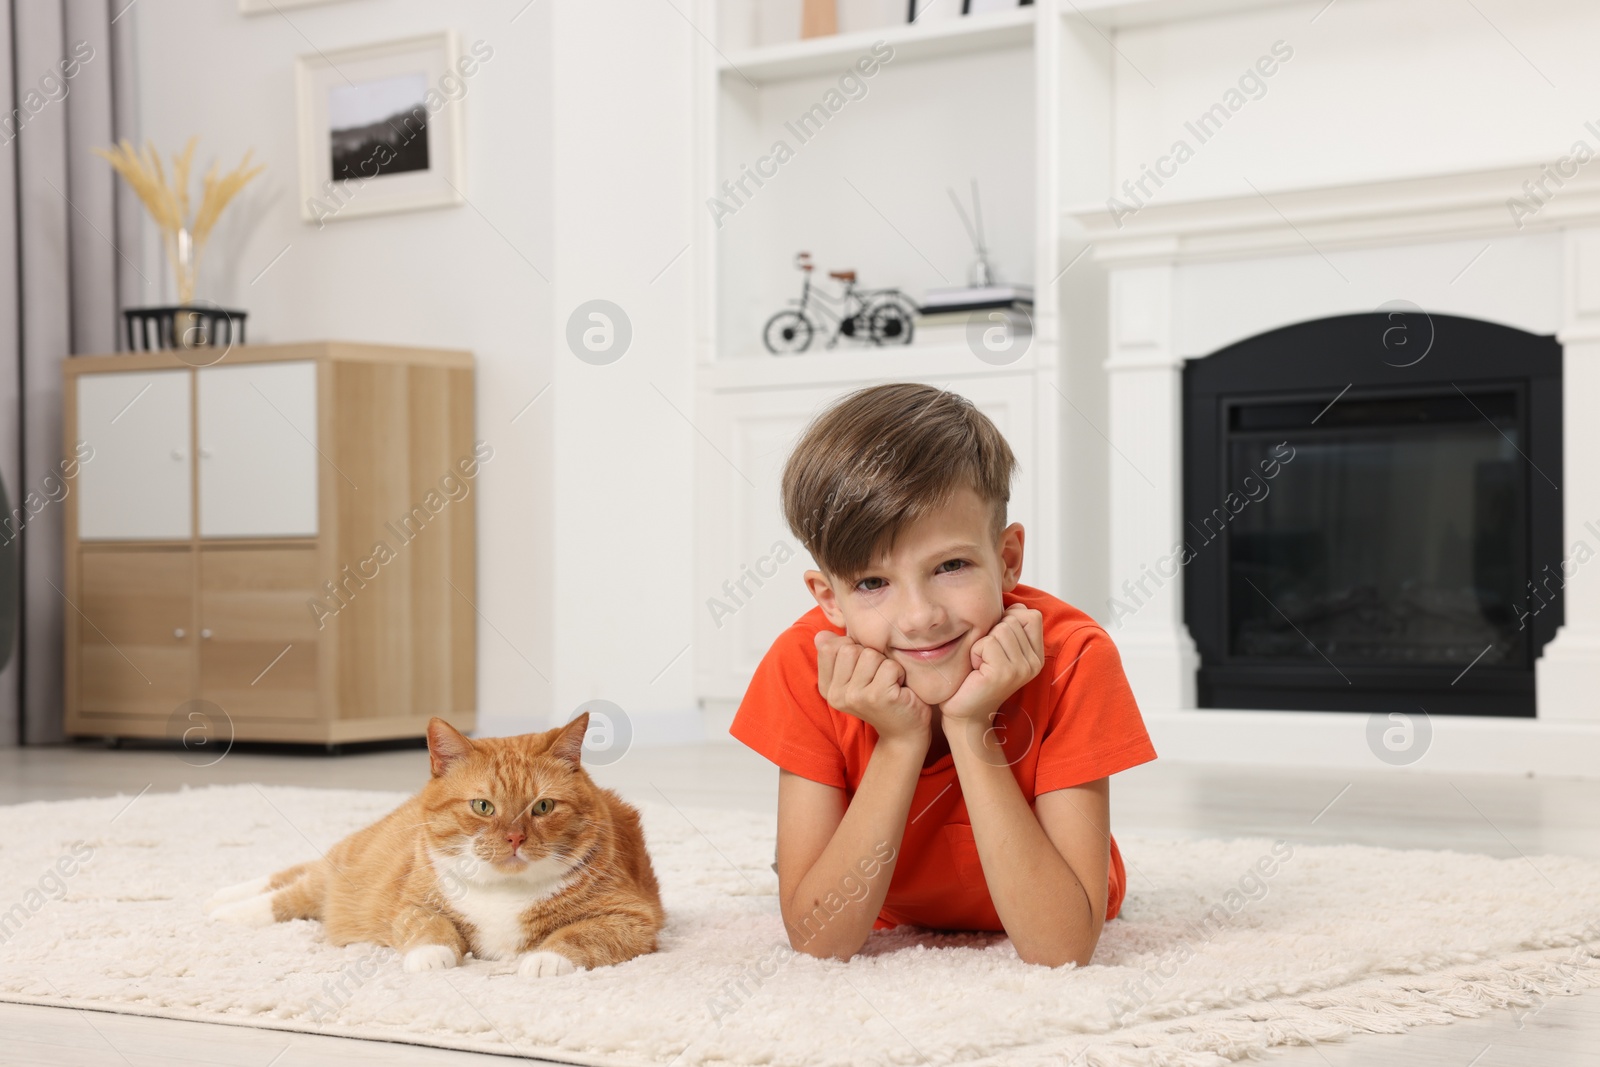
[1,740,1596,1066]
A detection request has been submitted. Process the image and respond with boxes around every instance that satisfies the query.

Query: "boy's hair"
[780,383,1016,580]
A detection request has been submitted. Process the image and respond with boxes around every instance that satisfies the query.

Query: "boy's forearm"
[946,720,1098,966]
[783,734,924,960]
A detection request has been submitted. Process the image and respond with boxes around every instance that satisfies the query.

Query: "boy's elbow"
[782,907,866,961]
[786,925,864,962]
[1015,934,1097,968]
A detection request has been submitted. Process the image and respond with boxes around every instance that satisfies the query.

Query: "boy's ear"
[997,522,1025,590]
[804,569,847,629]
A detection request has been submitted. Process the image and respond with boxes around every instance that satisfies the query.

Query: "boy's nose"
[898,597,942,636]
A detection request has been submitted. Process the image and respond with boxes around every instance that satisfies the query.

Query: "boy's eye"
[854,576,886,593]
[936,559,967,574]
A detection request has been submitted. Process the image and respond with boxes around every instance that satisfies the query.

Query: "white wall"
[549,0,699,741]
[128,0,564,738]
[1090,0,1590,360]
[1109,0,1600,202]
[131,0,702,744]
[124,0,1600,748]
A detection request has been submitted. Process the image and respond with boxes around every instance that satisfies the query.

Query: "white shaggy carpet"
[1,784,1598,1067]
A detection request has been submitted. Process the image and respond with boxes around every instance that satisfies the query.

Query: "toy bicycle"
[762,252,916,354]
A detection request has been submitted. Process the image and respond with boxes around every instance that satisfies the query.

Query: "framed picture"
[295,30,466,224]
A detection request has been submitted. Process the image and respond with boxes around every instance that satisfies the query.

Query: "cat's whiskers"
[549,840,601,881]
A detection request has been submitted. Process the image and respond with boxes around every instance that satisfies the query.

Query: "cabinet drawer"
[199,545,321,720]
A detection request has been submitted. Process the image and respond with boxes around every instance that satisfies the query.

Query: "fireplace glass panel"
[1225,391,1527,669]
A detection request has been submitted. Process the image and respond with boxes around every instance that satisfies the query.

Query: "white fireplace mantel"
[1064,161,1600,777]
[1065,159,1600,267]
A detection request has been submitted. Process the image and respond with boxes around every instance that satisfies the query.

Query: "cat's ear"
[427,717,475,778]
[548,713,589,770]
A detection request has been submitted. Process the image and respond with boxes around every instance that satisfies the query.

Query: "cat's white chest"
[431,852,574,961]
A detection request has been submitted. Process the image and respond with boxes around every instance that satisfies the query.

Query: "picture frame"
[294,30,467,224]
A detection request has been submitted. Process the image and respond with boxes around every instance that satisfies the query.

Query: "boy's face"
[803,485,1025,708]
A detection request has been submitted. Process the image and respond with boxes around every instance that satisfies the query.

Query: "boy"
[729,383,1157,967]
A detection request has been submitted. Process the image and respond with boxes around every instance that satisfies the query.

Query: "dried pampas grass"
[93,135,265,304]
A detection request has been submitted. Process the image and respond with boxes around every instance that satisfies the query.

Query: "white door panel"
[76,369,192,540]
[198,361,319,538]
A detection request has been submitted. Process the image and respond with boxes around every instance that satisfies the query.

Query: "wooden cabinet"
[63,342,477,747]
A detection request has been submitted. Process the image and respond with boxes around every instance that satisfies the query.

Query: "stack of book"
[915,284,1034,344]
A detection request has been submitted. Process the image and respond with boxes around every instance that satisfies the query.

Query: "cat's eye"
[532,798,555,816]
[470,798,494,816]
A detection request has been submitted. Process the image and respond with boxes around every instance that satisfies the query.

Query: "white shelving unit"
[717,8,1037,84]
[689,0,1117,715]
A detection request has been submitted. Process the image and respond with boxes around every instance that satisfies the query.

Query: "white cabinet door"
[197,361,319,538]
[76,369,193,540]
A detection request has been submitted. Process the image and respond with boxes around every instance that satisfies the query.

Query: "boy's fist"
[940,603,1044,726]
[814,631,933,744]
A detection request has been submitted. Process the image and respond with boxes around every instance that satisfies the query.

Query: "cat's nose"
[505,831,526,852]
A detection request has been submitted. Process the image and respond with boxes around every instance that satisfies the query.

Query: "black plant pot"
[121,305,247,351]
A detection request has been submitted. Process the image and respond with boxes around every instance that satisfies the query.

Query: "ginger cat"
[206,714,664,977]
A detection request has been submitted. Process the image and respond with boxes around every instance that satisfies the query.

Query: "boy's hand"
[940,604,1045,726]
[814,631,933,745]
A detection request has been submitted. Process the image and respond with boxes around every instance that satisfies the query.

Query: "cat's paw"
[403,944,460,973]
[517,950,578,978]
[204,876,270,913]
[209,894,276,927]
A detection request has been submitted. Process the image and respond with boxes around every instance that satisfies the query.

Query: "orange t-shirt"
[729,582,1157,931]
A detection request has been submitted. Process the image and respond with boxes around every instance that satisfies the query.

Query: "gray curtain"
[1,0,135,746]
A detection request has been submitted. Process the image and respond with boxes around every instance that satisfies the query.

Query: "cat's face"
[421,716,601,885]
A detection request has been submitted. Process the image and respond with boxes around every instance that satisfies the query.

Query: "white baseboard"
[699,700,1600,778]
[489,702,1597,779]
[1145,709,1600,778]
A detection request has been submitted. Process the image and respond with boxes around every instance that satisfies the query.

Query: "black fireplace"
[1183,312,1562,717]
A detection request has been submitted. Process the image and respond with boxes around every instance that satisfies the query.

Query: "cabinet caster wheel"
[102,736,122,749]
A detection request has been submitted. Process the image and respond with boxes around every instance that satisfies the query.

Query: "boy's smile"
[895,632,966,662]
[805,485,1026,707]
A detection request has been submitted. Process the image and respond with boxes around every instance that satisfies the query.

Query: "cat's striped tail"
[204,861,325,927]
